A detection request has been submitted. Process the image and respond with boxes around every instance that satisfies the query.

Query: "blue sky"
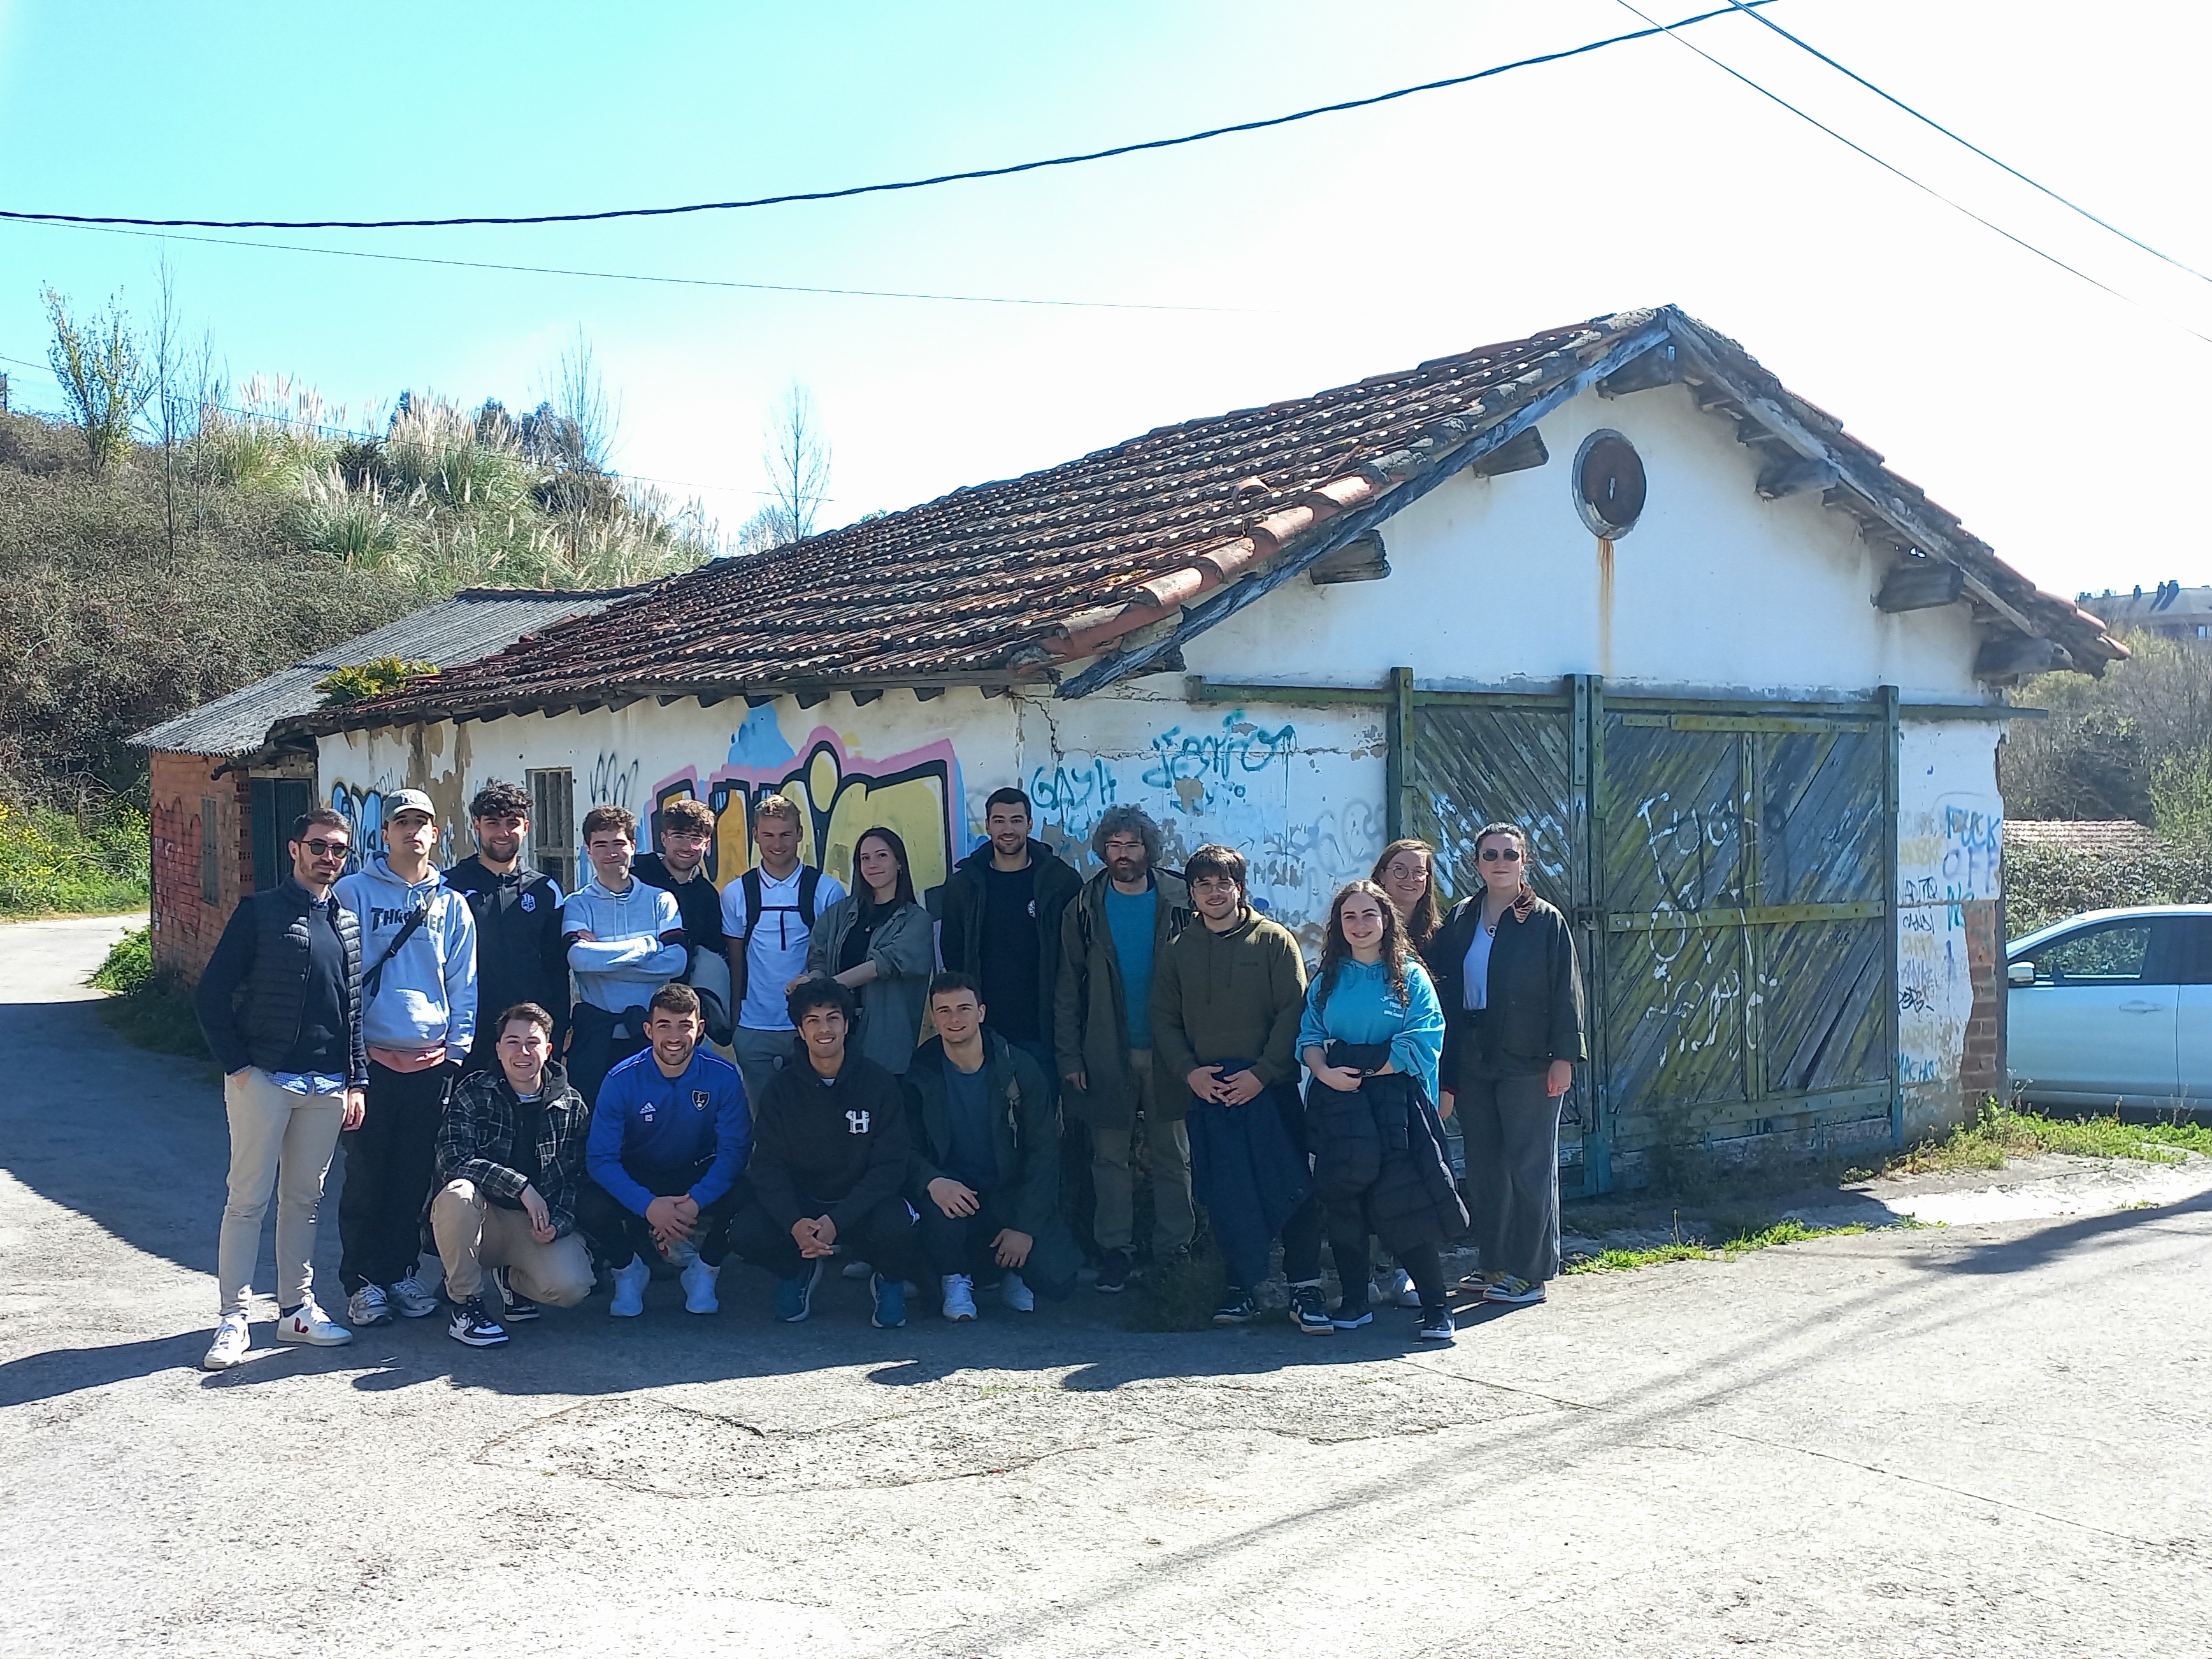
[1,0,2206,600]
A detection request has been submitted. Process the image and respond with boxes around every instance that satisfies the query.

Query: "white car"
[2006,905,2212,1112]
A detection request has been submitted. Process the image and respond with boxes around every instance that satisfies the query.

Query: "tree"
[45,285,150,478]
[528,330,622,565]
[742,380,831,552]
[143,255,214,561]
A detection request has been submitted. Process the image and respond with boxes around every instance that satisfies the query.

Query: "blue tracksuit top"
[585,1045,750,1216]
[1297,956,1446,1103]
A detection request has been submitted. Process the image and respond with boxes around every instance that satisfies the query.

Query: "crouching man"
[577,983,752,1318]
[724,976,917,1328]
[429,1002,595,1347]
[905,972,1079,1320]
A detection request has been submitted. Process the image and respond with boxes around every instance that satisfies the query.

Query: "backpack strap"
[362,906,428,1002]
[798,866,820,926]
[740,866,763,932]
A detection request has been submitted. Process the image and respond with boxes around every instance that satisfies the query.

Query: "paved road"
[3,916,2208,1657]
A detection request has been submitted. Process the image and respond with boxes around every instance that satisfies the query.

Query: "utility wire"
[1612,0,2212,348]
[0,3,1777,232]
[1718,0,2212,287]
[15,217,1241,313]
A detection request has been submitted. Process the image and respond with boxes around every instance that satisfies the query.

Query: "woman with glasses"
[806,826,935,1075]
[1370,838,1444,956]
[1428,822,1586,1307]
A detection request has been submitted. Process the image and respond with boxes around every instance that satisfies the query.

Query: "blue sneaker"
[776,1259,826,1323]
[870,1272,907,1329]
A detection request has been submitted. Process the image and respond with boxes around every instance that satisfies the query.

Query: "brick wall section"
[148,750,252,984]
[1958,897,2004,1105]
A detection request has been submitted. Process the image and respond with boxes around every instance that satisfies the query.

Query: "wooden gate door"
[1597,708,1894,1177]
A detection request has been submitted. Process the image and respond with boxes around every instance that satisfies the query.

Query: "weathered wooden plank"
[1605,901,1886,931]
[1876,559,1966,612]
[1618,712,1871,735]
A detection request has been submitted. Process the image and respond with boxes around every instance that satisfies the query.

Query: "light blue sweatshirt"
[561,875,689,1013]
[1297,956,1446,1103]
[333,858,478,1059]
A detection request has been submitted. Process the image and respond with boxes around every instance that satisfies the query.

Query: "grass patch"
[1566,1217,1886,1275]
[0,798,148,917]
[87,925,210,1059]
[1878,1099,2212,1175]
[1124,1241,1229,1333]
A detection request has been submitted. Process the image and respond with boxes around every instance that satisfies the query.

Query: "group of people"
[192,776,1586,1371]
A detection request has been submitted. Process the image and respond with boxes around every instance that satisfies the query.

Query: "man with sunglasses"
[194,808,370,1368]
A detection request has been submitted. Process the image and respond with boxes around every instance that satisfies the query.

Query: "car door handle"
[2119,1001,2164,1013]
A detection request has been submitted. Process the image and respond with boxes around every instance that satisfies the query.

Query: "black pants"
[1325,1200,1446,1312]
[338,1060,454,1293]
[1459,1064,1563,1283]
[568,1003,647,1110]
[917,1190,1014,1279]
[575,1167,746,1270]
[723,1194,918,1283]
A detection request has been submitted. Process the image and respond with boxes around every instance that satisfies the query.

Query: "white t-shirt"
[1462,921,1496,1012]
[719,865,849,1030]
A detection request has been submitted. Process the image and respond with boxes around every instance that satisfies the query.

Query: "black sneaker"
[1212,1290,1257,1325]
[1289,1285,1334,1336]
[447,1296,508,1347]
[1330,1301,1374,1331]
[1094,1250,1133,1294]
[494,1267,540,1322]
[1415,1305,1456,1342]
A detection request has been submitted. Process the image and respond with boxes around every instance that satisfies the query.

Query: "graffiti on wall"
[652,724,961,895]
[1896,793,2002,1086]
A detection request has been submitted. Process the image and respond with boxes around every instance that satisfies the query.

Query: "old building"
[273,306,2125,1187]
[131,587,633,979]
[2083,581,2212,641]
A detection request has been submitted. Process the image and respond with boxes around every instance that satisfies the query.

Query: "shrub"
[2003,835,2212,938]
[317,656,437,707]
[0,798,149,916]
[87,924,210,1059]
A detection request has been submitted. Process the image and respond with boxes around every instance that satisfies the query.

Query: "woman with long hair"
[1370,837,1443,955]
[1428,822,1586,1307]
[1297,880,1461,1341]
[805,826,935,1075]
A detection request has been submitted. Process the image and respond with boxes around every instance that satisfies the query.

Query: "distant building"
[129,587,634,981]
[2079,581,2212,641]
[262,305,2126,1182]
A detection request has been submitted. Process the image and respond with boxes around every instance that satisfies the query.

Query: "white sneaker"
[274,1298,354,1347]
[940,1274,979,1321]
[609,1254,650,1318]
[1390,1268,1422,1309]
[680,1259,721,1315]
[203,1312,252,1370]
[389,1272,439,1319]
[1000,1272,1035,1313]
[347,1283,392,1327]
[841,1259,875,1281]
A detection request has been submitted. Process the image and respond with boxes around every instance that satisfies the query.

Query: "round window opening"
[1574,429,1646,538]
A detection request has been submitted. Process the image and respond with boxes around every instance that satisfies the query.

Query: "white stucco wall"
[1896,719,2005,1131]
[1182,380,1986,703]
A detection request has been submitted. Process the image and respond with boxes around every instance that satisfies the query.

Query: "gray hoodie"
[333,858,478,1059]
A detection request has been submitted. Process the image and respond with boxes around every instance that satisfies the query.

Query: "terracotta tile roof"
[296,305,2122,733]
[2004,819,2162,856]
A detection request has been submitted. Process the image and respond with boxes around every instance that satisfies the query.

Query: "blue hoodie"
[561,874,689,1013]
[333,857,478,1060]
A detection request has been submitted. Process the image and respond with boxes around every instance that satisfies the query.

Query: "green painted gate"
[1405,679,1898,1194]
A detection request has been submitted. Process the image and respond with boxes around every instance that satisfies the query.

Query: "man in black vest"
[445,780,570,1075]
[194,807,368,1370]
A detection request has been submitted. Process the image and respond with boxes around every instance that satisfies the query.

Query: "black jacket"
[445,856,570,1047]
[1306,1070,1469,1253]
[902,1033,1079,1293]
[936,838,1081,1043]
[433,1059,590,1239]
[750,1052,912,1234]
[194,878,367,1086]
[1429,891,1588,1083]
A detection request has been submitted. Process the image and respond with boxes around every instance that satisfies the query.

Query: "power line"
[1717,0,2212,287]
[1612,0,2212,348]
[0,3,1778,232]
[15,217,1243,313]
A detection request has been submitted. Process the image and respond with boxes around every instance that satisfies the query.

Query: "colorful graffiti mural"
[652,726,962,895]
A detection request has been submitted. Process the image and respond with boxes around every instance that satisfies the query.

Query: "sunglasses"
[1479,847,1522,863]
[300,839,350,858]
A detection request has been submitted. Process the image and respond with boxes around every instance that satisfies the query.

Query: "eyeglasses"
[300,839,350,858]
[1479,847,1522,863]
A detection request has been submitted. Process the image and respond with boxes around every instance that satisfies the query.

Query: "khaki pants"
[429,1180,595,1307]
[1091,1049,1195,1256]
[218,1068,346,1317]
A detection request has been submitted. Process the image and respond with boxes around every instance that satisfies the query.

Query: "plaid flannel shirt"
[433,1061,590,1239]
